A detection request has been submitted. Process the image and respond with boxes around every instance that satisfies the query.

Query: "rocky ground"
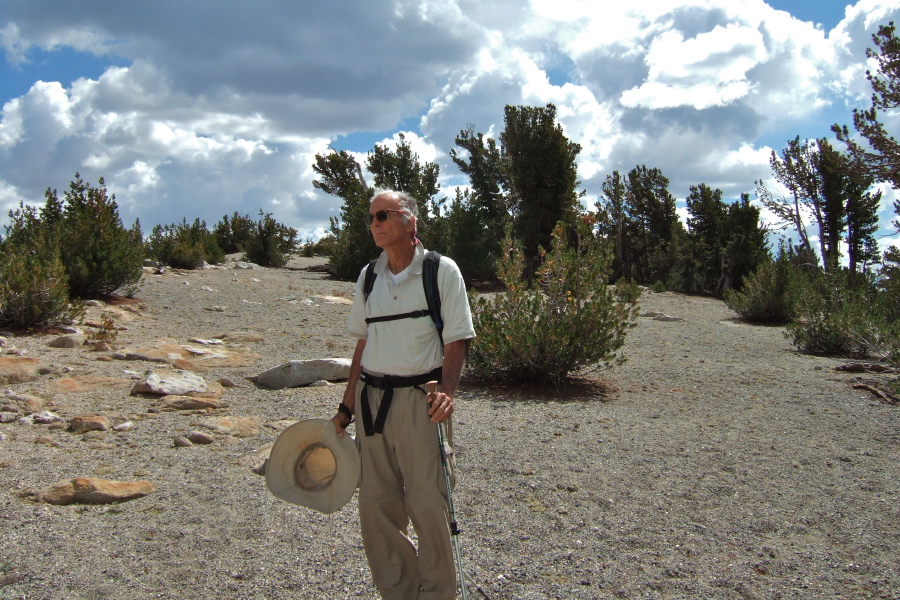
[0,255,898,600]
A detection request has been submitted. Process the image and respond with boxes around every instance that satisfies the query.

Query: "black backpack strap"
[423,251,444,347]
[363,259,378,301]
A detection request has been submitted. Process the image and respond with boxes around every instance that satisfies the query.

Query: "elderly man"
[332,189,475,600]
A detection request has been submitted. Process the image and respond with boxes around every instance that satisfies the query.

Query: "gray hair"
[370,189,419,222]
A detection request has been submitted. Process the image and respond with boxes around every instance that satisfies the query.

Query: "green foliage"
[501,104,582,272]
[445,189,501,282]
[786,271,880,356]
[0,223,82,330]
[299,234,336,257]
[834,22,900,189]
[240,211,297,268]
[42,175,144,298]
[650,280,667,293]
[148,218,224,269]
[597,166,682,286]
[214,212,256,254]
[466,219,637,386]
[6,174,143,300]
[723,245,809,323]
[787,268,900,361]
[613,277,642,304]
[313,150,379,279]
[449,126,509,281]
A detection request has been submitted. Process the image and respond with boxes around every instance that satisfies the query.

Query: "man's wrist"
[336,402,354,428]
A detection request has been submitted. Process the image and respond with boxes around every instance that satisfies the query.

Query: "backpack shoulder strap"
[363,259,378,301]
[422,251,444,346]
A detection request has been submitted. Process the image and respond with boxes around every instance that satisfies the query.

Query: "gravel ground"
[1,256,898,600]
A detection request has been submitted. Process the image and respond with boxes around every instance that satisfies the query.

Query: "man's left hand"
[427,390,454,423]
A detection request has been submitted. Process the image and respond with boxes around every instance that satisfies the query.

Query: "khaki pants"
[354,380,456,600]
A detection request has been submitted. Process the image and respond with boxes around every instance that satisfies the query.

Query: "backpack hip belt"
[359,367,443,436]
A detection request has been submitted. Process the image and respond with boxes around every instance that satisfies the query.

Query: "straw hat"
[266,419,360,514]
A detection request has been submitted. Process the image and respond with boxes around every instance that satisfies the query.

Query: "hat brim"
[266,419,360,514]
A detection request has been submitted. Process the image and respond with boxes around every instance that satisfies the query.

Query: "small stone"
[113,421,136,432]
[33,411,63,424]
[69,415,111,434]
[173,436,193,447]
[48,335,86,349]
[186,431,215,445]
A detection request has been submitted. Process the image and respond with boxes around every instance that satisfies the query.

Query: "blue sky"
[1,0,898,253]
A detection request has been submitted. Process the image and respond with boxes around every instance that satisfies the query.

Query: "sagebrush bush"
[240,211,298,268]
[148,218,225,269]
[723,250,807,323]
[466,220,637,386]
[0,230,82,330]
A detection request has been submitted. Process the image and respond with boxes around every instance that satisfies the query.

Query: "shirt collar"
[374,243,425,277]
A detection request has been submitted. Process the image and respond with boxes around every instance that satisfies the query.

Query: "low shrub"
[650,280,667,293]
[299,234,336,257]
[614,277,642,304]
[240,211,298,268]
[0,229,82,330]
[466,221,637,386]
[786,271,900,360]
[723,250,807,323]
[147,218,224,269]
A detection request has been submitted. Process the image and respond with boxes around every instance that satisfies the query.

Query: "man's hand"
[426,381,454,423]
[332,413,351,437]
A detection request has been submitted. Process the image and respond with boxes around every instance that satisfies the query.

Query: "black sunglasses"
[365,209,409,226]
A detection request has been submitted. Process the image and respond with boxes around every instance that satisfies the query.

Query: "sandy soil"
[0,256,898,600]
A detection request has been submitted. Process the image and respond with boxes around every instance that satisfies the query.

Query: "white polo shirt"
[347,244,476,376]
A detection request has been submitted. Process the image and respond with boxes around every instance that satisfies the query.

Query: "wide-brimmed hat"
[266,419,360,514]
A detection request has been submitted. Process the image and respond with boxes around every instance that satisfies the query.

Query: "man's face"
[369,194,414,250]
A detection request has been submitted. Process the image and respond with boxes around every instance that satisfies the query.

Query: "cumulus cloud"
[0,0,897,249]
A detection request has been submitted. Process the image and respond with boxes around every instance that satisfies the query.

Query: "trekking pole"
[428,381,469,600]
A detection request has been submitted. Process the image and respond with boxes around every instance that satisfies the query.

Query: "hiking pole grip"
[427,380,439,396]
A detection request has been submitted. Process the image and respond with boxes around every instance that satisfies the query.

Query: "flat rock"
[3,392,46,413]
[197,416,262,438]
[214,331,266,343]
[157,396,228,411]
[131,370,209,396]
[254,358,352,389]
[24,477,156,505]
[0,357,44,385]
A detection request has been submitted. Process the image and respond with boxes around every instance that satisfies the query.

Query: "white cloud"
[0,0,898,252]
